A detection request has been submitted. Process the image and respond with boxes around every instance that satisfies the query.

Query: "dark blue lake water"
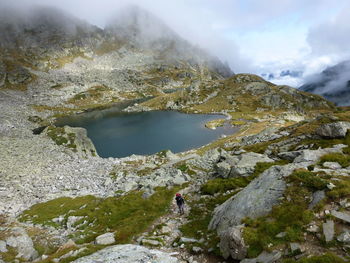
[56,109,238,158]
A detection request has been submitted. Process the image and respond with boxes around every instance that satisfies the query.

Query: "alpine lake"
[56,104,239,158]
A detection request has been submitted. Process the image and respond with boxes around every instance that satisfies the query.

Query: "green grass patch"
[283,253,347,263]
[20,187,181,244]
[289,169,328,190]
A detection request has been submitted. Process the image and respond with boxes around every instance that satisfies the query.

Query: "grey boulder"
[219,225,247,260]
[316,121,350,138]
[95,232,116,245]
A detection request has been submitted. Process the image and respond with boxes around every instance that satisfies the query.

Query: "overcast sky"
[3,0,350,86]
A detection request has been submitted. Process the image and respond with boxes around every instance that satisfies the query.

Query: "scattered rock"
[323,220,334,242]
[95,232,115,245]
[219,226,247,260]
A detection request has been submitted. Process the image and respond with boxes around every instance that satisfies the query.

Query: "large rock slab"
[209,163,307,233]
[316,121,350,138]
[71,244,179,263]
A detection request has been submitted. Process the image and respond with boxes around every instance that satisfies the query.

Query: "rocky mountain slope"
[0,4,349,263]
[300,60,350,106]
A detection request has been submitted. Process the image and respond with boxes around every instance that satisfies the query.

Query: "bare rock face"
[209,163,308,234]
[316,121,350,138]
[219,226,247,260]
[71,244,179,263]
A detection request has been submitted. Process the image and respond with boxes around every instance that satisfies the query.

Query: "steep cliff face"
[300,60,350,106]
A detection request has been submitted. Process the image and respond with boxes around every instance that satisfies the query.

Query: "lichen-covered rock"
[219,226,247,260]
[316,121,350,138]
[71,244,178,263]
[293,145,345,163]
[209,163,307,234]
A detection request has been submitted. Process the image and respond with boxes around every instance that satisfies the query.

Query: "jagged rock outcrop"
[71,244,178,263]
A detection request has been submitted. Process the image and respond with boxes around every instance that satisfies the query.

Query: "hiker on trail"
[175,193,185,215]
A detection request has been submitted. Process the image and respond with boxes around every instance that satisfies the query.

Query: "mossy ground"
[46,126,77,150]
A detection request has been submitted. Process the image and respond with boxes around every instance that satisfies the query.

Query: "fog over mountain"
[300,60,350,106]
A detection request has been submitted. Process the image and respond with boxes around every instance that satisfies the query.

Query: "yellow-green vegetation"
[19,187,181,245]
[319,152,350,168]
[283,253,348,263]
[205,118,226,129]
[46,126,77,150]
[231,120,247,126]
[67,85,118,107]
